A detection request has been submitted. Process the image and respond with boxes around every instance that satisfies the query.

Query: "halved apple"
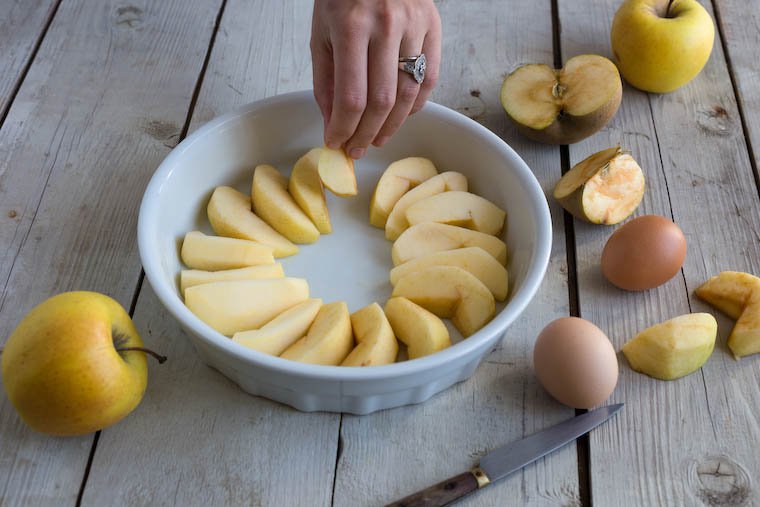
[500,54,622,145]
[252,164,320,244]
[369,157,438,228]
[390,247,508,301]
[318,147,357,197]
[392,223,508,266]
[280,302,354,365]
[341,303,399,366]
[288,148,331,234]
[391,265,495,337]
[405,191,506,236]
[384,297,451,359]
[180,231,274,271]
[207,186,298,257]
[554,146,645,225]
[385,171,468,240]
[180,263,284,294]
[184,278,309,335]
[232,298,323,356]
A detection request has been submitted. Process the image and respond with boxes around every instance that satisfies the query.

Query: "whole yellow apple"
[611,0,715,93]
[2,291,165,436]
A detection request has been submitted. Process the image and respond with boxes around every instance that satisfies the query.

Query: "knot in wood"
[689,455,751,506]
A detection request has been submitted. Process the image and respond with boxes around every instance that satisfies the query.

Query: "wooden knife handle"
[385,470,481,507]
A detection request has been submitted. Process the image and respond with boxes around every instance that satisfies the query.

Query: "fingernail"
[374,136,389,147]
[349,147,365,159]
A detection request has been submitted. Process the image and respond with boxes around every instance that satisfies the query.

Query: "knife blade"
[386,404,623,507]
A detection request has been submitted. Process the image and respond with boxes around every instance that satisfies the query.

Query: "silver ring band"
[398,54,426,84]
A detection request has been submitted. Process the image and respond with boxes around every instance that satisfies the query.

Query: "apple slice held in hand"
[318,147,357,197]
[207,186,298,257]
[180,231,274,271]
[289,148,332,234]
[370,157,438,228]
[392,223,507,266]
[385,171,468,241]
[341,303,399,366]
[384,297,451,359]
[405,191,506,236]
[554,146,645,225]
[184,278,309,336]
[500,54,622,145]
[180,263,284,294]
[232,298,323,356]
[392,265,496,337]
[280,302,354,365]
[252,164,320,244]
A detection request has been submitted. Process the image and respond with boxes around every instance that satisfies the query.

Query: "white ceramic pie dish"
[138,90,551,414]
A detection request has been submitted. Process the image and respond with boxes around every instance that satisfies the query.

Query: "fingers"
[324,24,370,150]
[344,32,403,159]
[311,42,334,131]
[411,15,441,115]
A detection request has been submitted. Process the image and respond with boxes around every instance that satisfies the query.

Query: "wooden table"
[1,0,759,505]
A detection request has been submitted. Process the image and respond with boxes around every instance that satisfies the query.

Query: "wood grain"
[0,0,223,504]
[557,0,760,504]
[332,1,580,506]
[0,0,59,122]
[80,1,341,505]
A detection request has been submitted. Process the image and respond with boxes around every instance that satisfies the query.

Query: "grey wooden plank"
[0,0,59,122]
[558,0,760,504]
[81,1,341,505]
[332,1,580,505]
[0,0,224,505]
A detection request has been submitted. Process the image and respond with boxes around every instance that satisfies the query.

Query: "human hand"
[310,0,441,159]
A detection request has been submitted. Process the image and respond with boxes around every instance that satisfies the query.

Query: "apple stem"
[116,347,168,364]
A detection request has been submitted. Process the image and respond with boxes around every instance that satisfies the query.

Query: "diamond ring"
[398,54,426,84]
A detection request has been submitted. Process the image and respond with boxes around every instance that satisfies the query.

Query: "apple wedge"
[405,191,506,237]
[318,147,357,197]
[369,157,438,228]
[341,303,399,366]
[280,302,354,365]
[385,171,468,241]
[384,297,451,359]
[184,278,309,335]
[553,146,645,225]
[392,223,507,266]
[390,247,508,301]
[180,231,274,271]
[727,293,760,359]
[500,54,622,145]
[207,186,298,257]
[622,313,717,380]
[392,265,496,337]
[180,263,284,294]
[289,148,331,234]
[252,164,320,244]
[232,298,323,356]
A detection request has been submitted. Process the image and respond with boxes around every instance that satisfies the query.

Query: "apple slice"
[553,146,645,225]
[369,157,438,228]
[280,302,354,365]
[184,278,309,335]
[622,313,717,380]
[390,247,508,301]
[180,231,274,271]
[727,293,760,359]
[252,164,320,244]
[695,271,760,320]
[392,265,496,337]
[405,191,506,236]
[500,54,622,145]
[392,223,507,266]
[385,171,468,240]
[207,186,298,257]
[318,147,357,197]
[341,303,399,366]
[289,148,331,234]
[384,297,451,359]
[180,263,284,294]
[232,298,323,356]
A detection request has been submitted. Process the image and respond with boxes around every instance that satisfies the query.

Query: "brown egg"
[533,317,618,409]
[601,215,686,291]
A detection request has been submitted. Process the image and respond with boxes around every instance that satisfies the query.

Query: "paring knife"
[386,403,623,507]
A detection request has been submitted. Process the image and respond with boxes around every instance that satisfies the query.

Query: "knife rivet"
[471,467,491,488]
